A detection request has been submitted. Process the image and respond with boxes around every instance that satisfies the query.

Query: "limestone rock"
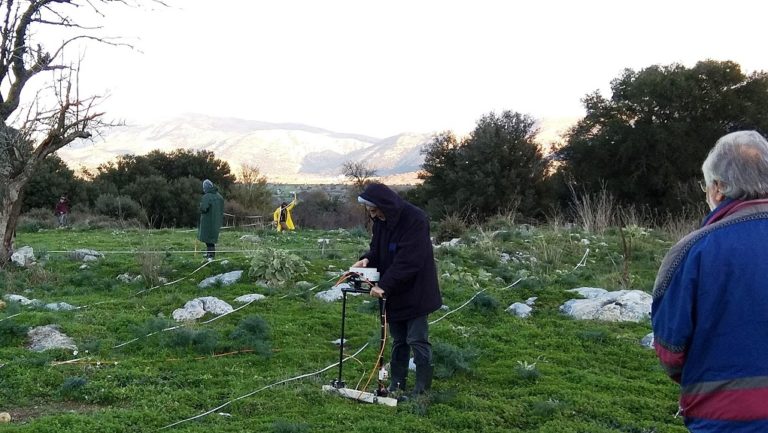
[198,270,243,288]
[27,325,77,352]
[560,288,651,322]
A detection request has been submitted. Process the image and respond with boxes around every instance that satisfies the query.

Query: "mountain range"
[57,113,577,184]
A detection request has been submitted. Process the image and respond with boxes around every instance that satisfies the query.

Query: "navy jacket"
[359,184,442,322]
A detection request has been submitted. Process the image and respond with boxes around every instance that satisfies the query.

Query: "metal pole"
[378,298,386,369]
[335,291,348,388]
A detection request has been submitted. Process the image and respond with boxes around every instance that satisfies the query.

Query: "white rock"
[197,297,234,315]
[315,284,363,302]
[506,303,533,318]
[117,273,133,283]
[198,270,243,288]
[27,325,78,352]
[70,249,104,262]
[45,302,77,311]
[171,297,234,322]
[234,294,266,303]
[315,286,344,302]
[560,289,652,322]
[11,246,34,267]
[4,294,38,306]
[566,287,608,299]
[172,299,206,321]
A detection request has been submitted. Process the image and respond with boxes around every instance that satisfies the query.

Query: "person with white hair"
[652,130,768,432]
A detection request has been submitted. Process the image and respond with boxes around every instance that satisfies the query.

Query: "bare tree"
[0,0,163,265]
[341,160,378,230]
[341,160,378,194]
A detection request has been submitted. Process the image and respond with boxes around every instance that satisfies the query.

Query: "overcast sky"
[60,0,768,137]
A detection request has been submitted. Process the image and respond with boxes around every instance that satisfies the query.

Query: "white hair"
[702,130,768,199]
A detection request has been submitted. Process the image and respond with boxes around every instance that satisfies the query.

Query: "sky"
[48,0,768,138]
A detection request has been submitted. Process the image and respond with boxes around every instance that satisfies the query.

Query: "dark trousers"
[205,243,215,258]
[389,315,432,368]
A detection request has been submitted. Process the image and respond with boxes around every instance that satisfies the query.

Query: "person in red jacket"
[353,183,442,397]
[54,195,70,228]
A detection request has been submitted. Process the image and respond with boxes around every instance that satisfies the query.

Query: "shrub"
[515,360,541,382]
[0,319,28,346]
[432,341,478,378]
[17,207,57,232]
[94,194,145,221]
[230,315,272,357]
[59,376,88,399]
[249,247,308,287]
[434,213,467,243]
[470,292,500,314]
[272,420,310,433]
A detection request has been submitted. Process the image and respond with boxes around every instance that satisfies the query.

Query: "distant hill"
[57,113,578,183]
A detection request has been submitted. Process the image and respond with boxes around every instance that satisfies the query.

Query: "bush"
[17,207,57,232]
[230,315,272,357]
[94,194,145,220]
[249,247,309,287]
[432,341,478,378]
[434,213,467,243]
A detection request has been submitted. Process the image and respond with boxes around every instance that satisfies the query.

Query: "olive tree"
[0,0,162,264]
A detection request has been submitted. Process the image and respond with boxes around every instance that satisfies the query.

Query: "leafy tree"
[93,149,235,193]
[558,60,768,211]
[22,155,87,212]
[90,149,235,228]
[416,111,548,220]
[143,149,236,190]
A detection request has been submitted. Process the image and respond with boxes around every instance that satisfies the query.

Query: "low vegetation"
[0,214,694,432]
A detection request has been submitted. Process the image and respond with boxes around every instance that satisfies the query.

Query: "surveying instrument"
[322,267,398,406]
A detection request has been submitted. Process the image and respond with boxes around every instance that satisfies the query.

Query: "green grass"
[0,224,686,432]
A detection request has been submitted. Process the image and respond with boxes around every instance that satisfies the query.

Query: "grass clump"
[515,360,541,382]
[230,315,272,357]
[433,341,478,378]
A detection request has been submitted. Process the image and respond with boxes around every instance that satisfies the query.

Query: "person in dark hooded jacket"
[353,183,442,396]
[198,179,225,260]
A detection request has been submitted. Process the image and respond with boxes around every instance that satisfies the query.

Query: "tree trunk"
[0,179,26,265]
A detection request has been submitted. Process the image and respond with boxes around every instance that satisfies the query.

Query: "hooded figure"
[198,179,225,259]
[273,192,297,232]
[354,183,442,397]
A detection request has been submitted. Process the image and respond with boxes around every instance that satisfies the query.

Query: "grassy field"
[0,222,687,432]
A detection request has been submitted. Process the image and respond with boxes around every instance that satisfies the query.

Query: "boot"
[388,362,408,393]
[411,364,433,395]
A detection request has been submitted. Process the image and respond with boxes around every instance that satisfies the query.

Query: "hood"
[358,183,404,222]
[203,179,217,194]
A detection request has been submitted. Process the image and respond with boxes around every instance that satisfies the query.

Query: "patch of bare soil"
[5,401,102,423]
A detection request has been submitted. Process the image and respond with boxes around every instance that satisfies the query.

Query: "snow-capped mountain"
[57,113,577,183]
[58,114,434,183]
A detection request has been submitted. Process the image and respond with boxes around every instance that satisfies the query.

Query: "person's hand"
[370,285,385,299]
[352,258,369,268]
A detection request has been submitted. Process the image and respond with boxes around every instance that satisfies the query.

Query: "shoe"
[411,364,433,395]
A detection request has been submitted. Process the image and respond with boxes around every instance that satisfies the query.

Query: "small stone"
[0,412,11,423]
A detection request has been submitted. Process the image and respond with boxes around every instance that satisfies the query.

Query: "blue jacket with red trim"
[652,199,768,432]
